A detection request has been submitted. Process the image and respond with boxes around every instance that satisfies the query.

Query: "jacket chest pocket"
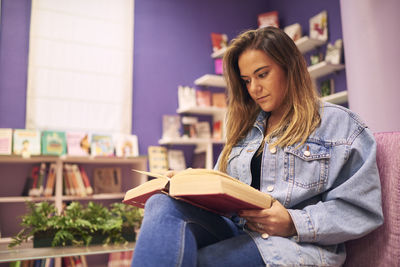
[284,143,331,191]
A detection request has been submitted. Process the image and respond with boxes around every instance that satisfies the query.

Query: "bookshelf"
[194,74,226,88]
[308,61,345,80]
[295,36,326,54]
[0,155,147,267]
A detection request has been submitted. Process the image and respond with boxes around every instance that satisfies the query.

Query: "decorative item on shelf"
[8,201,143,248]
[214,58,223,75]
[325,39,343,65]
[181,116,198,138]
[196,90,212,107]
[309,10,328,42]
[194,121,211,139]
[320,78,335,97]
[13,129,41,158]
[66,131,91,156]
[113,133,139,158]
[310,52,324,65]
[148,146,169,174]
[162,115,181,140]
[178,85,196,110]
[0,128,12,155]
[213,120,223,141]
[210,32,228,53]
[90,133,114,157]
[258,10,279,28]
[41,130,67,156]
[284,23,302,41]
[212,92,227,108]
[93,167,122,194]
[167,149,186,171]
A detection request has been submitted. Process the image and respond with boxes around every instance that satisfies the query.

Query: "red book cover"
[258,11,279,28]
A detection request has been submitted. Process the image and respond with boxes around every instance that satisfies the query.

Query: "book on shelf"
[194,121,211,139]
[325,39,343,64]
[309,10,328,42]
[167,149,186,171]
[0,128,12,155]
[213,120,223,141]
[44,163,57,197]
[13,129,41,157]
[211,92,227,108]
[66,132,90,156]
[28,164,42,197]
[90,133,114,157]
[148,146,169,174]
[108,251,133,267]
[210,32,228,53]
[41,130,67,156]
[162,115,181,140]
[64,164,85,196]
[124,168,273,215]
[181,116,198,138]
[320,78,335,97]
[196,90,212,107]
[79,165,94,195]
[257,11,279,28]
[93,167,122,194]
[113,133,139,157]
[214,58,223,75]
[284,23,302,41]
[178,86,196,110]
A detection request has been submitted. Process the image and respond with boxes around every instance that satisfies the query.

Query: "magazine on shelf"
[13,129,41,157]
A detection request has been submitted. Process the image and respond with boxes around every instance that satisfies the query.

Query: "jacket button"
[267,185,274,192]
[303,150,311,157]
[269,147,277,154]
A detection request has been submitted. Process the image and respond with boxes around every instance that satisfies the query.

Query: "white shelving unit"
[321,90,348,104]
[308,61,345,80]
[211,47,227,59]
[194,74,226,88]
[0,155,147,267]
[295,36,326,54]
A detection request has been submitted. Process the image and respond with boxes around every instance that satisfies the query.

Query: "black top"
[250,151,262,190]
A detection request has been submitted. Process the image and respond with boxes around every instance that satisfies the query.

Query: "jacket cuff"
[287,209,317,242]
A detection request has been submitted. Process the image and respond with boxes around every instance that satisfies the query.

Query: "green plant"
[9,201,143,248]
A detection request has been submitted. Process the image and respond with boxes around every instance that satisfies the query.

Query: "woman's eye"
[242,79,251,84]
[259,72,268,78]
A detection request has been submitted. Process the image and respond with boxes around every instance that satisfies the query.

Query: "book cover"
[167,149,186,171]
[90,133,114,157]
[194,121,211,139]
[210,32,228,53]
[258,11,279,28]
[0,128,12,155]
[177,86,196,110]
[148,146,169,174]
[181,116,198,138]
[212,120,222,141]
[41,131,67,156]
[113,133,139,157]
[93,167,122,194]
[320,78,335,97]
[214,58,223,75]
[284,23,302,41]
[196,90,212,107]
[78,165,94,195]
[44,163,56,197]
[123,168,273,215]
[13,129,41,157]
[211,92,227,108]
[325,39,343,64]
[66,132,90,156]
[162,115,181,140]
[309,10,328,41]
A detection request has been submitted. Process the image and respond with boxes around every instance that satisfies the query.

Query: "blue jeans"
[131,194,264,267]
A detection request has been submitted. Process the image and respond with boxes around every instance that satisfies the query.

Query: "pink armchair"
[344,132,400,266]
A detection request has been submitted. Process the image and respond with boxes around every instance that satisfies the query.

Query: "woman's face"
[238,49,287,116]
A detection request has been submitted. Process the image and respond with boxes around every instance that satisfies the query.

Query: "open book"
[123,168,273,215]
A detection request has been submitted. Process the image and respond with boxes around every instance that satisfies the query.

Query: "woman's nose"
[249,79,261,93]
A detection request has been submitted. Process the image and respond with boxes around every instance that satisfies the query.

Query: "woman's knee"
[144,194,179,216]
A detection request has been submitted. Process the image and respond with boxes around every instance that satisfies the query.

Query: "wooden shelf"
[321,90,348,104]
[308,61,345,80]
[0,240,135,263]
[295,36,326,54]
[177,106,226,116]
[194,74,226,88]
[62,193,125,201]
[159,137,224,146]
[0,196,56,203]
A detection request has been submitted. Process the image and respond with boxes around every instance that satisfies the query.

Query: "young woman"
[131,27,383,267]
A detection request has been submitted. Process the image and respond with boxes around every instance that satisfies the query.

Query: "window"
[26,0,134,134]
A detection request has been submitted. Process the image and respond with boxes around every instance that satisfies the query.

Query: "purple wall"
[0,0,31,129]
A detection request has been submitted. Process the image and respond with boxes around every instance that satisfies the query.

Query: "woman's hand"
[239,200,297,237]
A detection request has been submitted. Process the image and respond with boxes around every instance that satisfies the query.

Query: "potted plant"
[9,201,143,248]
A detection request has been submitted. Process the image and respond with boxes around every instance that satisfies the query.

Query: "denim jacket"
[218,102,383,266]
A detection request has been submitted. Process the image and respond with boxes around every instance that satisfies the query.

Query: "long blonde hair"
[219,27,321,172]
